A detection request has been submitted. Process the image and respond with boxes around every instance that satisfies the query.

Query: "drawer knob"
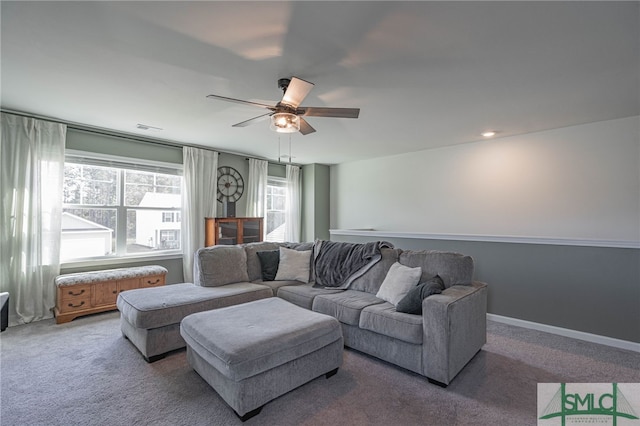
[68,289,85,296]
[147,278,161,285]
[68,301,85,308]
[112,290,118,294]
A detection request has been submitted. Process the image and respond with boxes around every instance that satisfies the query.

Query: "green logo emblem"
[539,383,639,425]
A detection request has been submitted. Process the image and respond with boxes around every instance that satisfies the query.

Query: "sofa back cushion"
[194,245,250,287]
[349,248,401,294]
[244,242,282,281]
[398,250,474,288]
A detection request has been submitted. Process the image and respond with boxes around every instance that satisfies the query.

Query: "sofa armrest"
[422,281,487,385]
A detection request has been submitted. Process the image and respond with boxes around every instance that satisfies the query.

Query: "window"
[61,154,182,262]
[265,177,287,242]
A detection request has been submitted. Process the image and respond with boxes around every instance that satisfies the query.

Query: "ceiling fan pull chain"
[278,135,282,163]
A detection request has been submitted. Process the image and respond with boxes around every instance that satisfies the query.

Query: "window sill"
[60,252,183,270]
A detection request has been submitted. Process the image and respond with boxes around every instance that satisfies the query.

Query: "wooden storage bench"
[55,265,167,324]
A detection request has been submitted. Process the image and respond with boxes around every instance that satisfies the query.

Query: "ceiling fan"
[206,77,360,135]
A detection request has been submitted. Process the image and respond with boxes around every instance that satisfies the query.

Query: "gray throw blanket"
[313,240,394,289]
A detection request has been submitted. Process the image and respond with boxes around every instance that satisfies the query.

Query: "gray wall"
[332,233,640,343]
[330,117,639,242]
[329,117,640,344]
[66,129,183,164]
[302,164,330,242]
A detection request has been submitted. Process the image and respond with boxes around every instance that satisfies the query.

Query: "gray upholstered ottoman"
[180,297,343,421]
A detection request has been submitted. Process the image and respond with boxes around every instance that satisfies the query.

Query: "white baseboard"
[487,314,640,353]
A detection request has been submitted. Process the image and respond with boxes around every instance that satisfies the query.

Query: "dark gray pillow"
[396,275,444,314]
[256,250,280,281]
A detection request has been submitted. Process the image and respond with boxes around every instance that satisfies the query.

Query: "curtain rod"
[1,108,297,166]
[244,158,302,167]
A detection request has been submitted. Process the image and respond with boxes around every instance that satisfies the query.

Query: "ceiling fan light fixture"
[270,112,300,133]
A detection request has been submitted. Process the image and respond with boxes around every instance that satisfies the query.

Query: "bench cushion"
[180,298,341,381]
[117,282,272,329]
[55,265,167,286]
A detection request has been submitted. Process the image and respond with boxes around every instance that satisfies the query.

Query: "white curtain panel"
[245,158,268,237]
[0,113,66,325]
[181,147,218,283]
[284,164,301,243]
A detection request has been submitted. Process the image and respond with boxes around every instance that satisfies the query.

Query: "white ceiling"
[2,1,638,165]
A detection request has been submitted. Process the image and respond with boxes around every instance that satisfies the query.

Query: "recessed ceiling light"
[481,130,498,138]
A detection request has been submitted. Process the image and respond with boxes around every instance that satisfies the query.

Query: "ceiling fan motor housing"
[278,78,291,93]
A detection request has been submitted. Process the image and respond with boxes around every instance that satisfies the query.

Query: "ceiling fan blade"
[281,77,314,108]
[298,107,360,119]
[232,113,273,127]
[299,118,316,135]
[206,94,275,110]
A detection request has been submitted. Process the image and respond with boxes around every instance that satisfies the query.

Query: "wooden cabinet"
[55,268,166,324]
[205,217,263,247]
[90,276,162,307]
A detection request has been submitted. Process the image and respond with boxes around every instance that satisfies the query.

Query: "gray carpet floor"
[1,311,639,426]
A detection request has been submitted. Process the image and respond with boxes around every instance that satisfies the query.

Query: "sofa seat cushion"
[312,290,384,326]
[180,298,342,381]
[277,283,343,310]
[253,279,304,297]
[359,303,423,344]
[117,282,272,329]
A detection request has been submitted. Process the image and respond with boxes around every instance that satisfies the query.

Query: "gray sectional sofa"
[117,240,487,386]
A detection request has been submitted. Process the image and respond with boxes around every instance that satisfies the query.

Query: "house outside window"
[61,154,182,262]
[265,177,286,242]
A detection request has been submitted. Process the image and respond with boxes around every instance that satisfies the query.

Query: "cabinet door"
[242,219,262,243]
[92,281,118,306]
[217,220,238,245]
[118,278,141,293]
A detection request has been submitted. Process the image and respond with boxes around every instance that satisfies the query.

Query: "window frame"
[61,150,183,267]
[265,176,287,242]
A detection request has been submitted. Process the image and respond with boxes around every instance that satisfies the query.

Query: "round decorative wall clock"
[216,166,244,203]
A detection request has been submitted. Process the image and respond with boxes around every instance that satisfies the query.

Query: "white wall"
[330,116,640,243]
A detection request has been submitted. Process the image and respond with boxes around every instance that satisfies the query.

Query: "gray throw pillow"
[256,250,280,281]
[396,275,444,314]
[375,262,422,305]
[274,247,311,283]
